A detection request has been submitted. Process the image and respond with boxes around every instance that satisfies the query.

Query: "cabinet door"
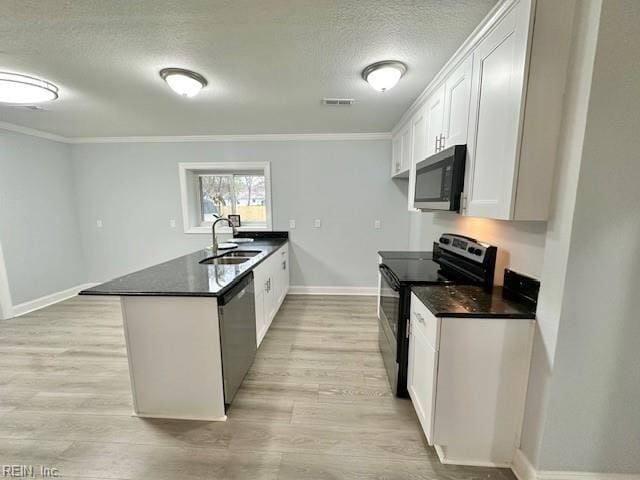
[425,84,445,157]
[280,245,290,300]
[265,273,277,326]
[253,265,268,346]
[408,325,438,444]
[400,123,413,173]
[465,1,530,219]
[391,134,402,177]
[274,245,289,307]
[443,55,472,148]
[411,106,428,165]
[407,106,427,210]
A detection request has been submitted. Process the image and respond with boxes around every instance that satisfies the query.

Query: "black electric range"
[377,234,497,397]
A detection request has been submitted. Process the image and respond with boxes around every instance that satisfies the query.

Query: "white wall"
[71,139,409,288]
[0,129,87,305]
[534,0,640,472]
[408,212,546,285]
[519,0,602,467]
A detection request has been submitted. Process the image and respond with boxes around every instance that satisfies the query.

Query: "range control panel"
[437,233,491,263]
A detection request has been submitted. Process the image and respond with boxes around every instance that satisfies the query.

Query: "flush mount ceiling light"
[362,61,407,92]
[0,72,59,104]
[159,67,208,98]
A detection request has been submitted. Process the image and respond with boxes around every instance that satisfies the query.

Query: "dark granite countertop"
[80,237,287,298]
[378,251,432,260]
[411,285,536,319]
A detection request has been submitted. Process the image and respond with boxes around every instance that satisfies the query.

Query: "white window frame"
[179,162,272,234]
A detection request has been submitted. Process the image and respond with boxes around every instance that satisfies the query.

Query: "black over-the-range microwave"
[413,144,466,212]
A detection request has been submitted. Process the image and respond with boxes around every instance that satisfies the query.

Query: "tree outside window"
[199,174,266,225]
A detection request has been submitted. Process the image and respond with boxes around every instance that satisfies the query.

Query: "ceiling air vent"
[322,97,355,106]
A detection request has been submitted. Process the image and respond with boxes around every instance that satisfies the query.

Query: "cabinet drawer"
[410,293,440,350]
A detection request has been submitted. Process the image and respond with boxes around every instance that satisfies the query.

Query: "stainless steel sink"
[200,257,250,265]
[222,250,261,258]
[199,250,261,265]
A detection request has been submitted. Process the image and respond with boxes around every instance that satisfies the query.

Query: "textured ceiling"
[0,0,497,137]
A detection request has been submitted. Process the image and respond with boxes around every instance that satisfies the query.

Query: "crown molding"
[0,122,391,144]
[66,132,392,144]
[0,121,68,143]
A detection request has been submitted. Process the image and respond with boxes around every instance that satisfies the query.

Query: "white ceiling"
[0,0,497,138]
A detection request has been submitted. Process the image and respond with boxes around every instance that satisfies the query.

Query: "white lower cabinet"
[254,242,289,346]
[408,293,534,467]
[407,307,439,444]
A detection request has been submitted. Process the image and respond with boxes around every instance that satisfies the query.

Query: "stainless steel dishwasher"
[218,274,257,406]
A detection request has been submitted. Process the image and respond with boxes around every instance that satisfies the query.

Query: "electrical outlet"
[170,219,176,228]
[289,219,296,229]
[314,219,321,228]
[96,219,103,228]
[374,220,381,229]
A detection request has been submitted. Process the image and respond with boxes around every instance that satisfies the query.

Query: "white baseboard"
[133,412,227,422]
[288,286,377,296]
[513,449,538,480]
[435,444,510,468]
[511,449,640,480]
[538,473,640,480]
[11,283,98,318]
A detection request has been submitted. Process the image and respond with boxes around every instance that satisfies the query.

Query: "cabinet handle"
[282,260,286,270]
[440,134,446,150]
[435,136,440,152]
[414,312,425,324]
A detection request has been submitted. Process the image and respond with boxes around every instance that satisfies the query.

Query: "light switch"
[96,219,103,228]
[289,219,296,229]
[314,219,321,228]
[374,220,381,229]
[170,219,176,228]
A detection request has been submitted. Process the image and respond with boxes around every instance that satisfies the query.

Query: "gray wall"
[71,139,409,287]
[536,0,640,472]
[0,129,86,304]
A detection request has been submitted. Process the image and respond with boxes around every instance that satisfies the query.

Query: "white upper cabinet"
[406,105,427,209]
[393,0,574,220]
[400,123,412,175]
[464,1,530,219]
[411,106,428,166]
[391,121,412,178]
[424,84,445,157]
[391,135,402,177]
[442,56,473,149]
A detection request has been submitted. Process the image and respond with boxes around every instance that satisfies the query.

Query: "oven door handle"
[379,264,401,292]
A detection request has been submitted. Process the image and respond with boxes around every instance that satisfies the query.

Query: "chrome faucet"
[211,217,238,253]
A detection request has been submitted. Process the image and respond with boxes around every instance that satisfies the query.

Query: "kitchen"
[1,0,639,479]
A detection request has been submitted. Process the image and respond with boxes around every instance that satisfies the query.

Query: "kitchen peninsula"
[81,233,289,421]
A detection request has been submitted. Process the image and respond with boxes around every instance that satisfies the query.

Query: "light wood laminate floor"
[0,294,516,480]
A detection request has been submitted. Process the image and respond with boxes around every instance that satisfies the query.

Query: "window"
[179,162,271,233]
[199,174,266,226]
